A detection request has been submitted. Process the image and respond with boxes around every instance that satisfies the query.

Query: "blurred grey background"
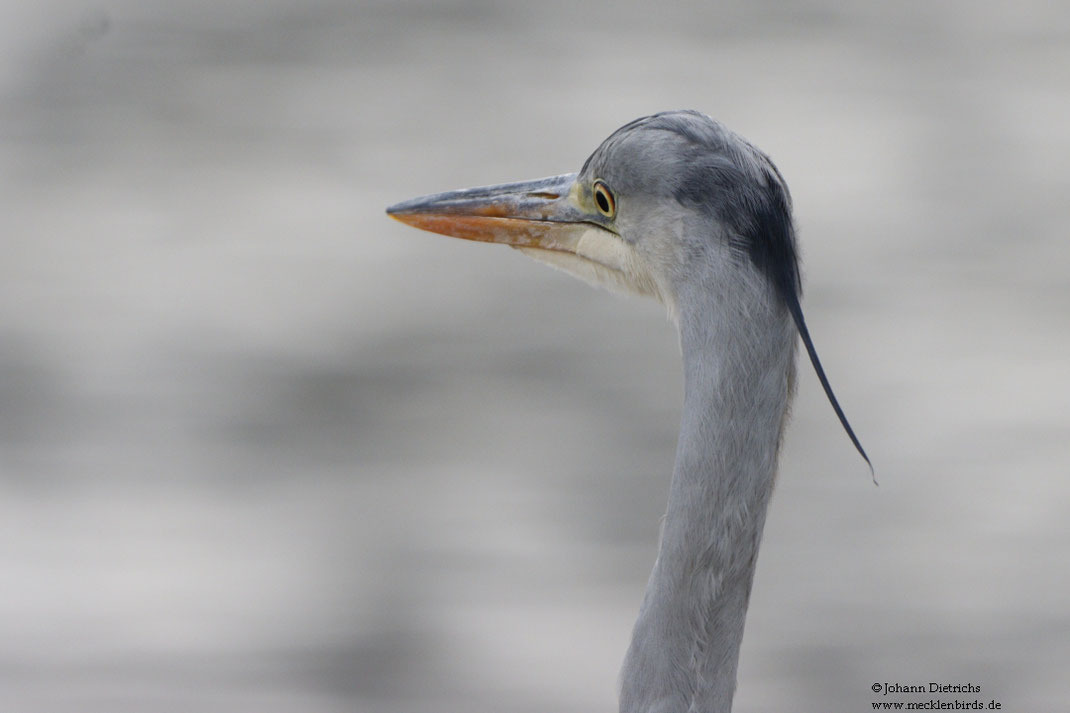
[1,1,1068,712]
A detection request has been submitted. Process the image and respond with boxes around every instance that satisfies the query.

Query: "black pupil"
[596,188,611,213]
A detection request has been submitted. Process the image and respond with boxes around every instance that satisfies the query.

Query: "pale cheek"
[573,227,633,272]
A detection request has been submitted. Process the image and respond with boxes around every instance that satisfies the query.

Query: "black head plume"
[756,169,875,482]
[717,125,874,481]
[785,292,875,481]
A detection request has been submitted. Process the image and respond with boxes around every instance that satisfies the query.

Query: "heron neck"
[620,284,795,713]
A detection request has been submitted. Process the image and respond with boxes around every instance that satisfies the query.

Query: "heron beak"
[385,173,596,250]
[387,174,660,299]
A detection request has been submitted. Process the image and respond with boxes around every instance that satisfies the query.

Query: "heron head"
[387,110,799,320]
[387,110,872,474]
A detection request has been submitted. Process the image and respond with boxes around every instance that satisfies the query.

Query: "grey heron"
[387,110,870,713]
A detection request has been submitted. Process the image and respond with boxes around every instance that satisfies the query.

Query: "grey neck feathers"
[619,274,797,713]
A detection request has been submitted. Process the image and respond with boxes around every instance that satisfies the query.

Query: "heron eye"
[593,181,616,218]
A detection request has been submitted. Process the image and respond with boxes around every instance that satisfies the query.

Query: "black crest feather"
[747,161,874,479]
[662,112,873,477]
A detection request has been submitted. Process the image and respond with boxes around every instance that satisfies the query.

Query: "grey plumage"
[388,110,870,713]
[580,111,870,472]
